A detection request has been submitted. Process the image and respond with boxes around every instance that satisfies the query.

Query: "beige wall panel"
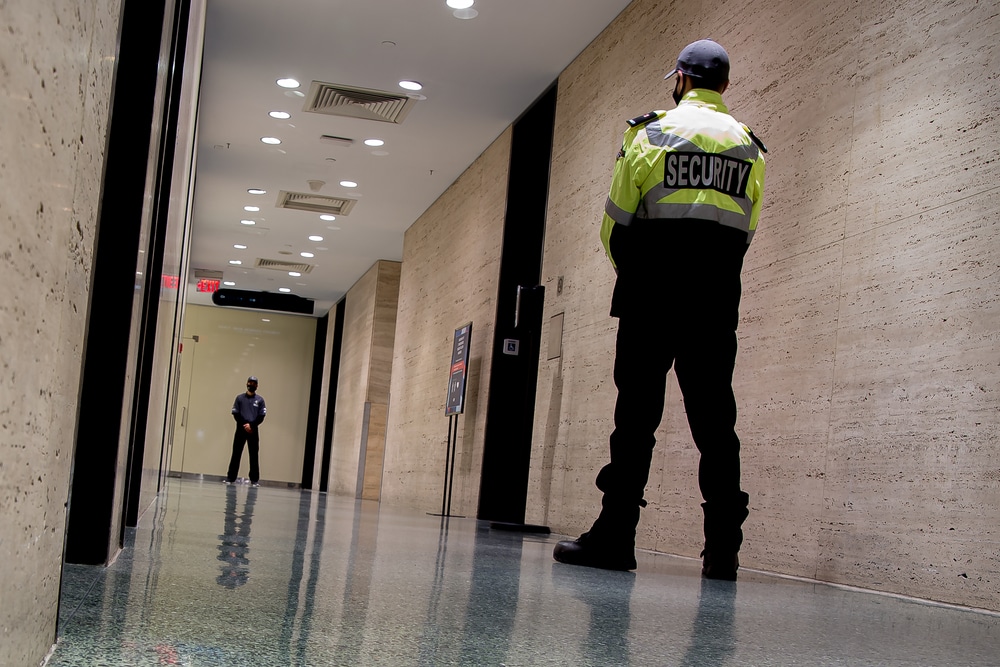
[521,0,1000,610]
[0,0,121,662]
[331,265,378,495]
[823,193,1000,608]
[846,0,1000,238]
[369,263,401,401]
[382,130,511,515]
[329,260,400,498]
[361,403,389,501]
[173,305,315,484]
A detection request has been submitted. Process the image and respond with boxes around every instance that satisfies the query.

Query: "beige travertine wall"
[329,260,401,499]
[170,305,316,484]
[524,0,1000,610]
[382,130,511,515]
[377,0,998,609]
[0,0,122,662]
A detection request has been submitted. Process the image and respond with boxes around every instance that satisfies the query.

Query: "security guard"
[554,39,766,580]
[226,375,267,486]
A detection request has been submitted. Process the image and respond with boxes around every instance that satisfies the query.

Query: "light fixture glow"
[240,219,256,225]
[223,281,236,286]
[279,288,291,293]
[276,78,300,88]
[447,0,474,8]
[261,137,281,145]
[269,111,291,119]
[244,206,260,212]
[364,138,384,147]
[453,7,478,19]
[340,180,358,188]
[261,318,271,322]
[300,252,315,258]
[308,235,324,242]
[233,244,247,249]
[229,260,242,265]
[320,214,336,221]
[288,271,302,277]
[398,80,422,91]
[247,188,266,195]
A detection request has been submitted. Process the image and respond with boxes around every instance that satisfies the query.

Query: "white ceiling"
[187,0,633,316]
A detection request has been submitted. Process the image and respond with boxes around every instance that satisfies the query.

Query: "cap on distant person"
[247,376,258,384]
[664,39,730,82]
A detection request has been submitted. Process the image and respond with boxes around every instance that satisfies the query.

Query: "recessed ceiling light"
[364,139,384,147]
[233,244,247,249]
[276,78,300,88]
[320,214,336,221]
[223,281,236,286]
[398,80,422,91]
[229,260,242,265]
[240,219,256,225]
[269,111,291,119]
[279,288,291,293]
[261,137,281,145]
[244,206,259,212]
[300,252,314,258]
[288,271,302,277]
[447,0,474,7]
[308,235,324,242]
[340,180,358,188]
[247,188,266,195]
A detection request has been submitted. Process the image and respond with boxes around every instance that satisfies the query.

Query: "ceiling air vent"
[254,258,315,274]
[275,191,357,216]
[303,81,417,124]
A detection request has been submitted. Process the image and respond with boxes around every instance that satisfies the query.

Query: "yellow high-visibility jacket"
[600,89,766,269]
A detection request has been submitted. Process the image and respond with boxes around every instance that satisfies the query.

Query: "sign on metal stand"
[434,322,471,518]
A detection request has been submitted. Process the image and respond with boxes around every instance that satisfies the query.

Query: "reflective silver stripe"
[645,124,701,151]
[605,197,634,226]
[645,122,760,162]
[639,180,753,218]
[639,201,754,239]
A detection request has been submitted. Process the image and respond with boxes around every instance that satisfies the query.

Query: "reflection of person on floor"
[678,578,737,666]
[226,375,266,486]
[217,484,257,588]
[551,566,634,665]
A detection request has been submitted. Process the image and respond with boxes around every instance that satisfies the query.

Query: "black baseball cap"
[247,376,258,384]
[664,39,730,82]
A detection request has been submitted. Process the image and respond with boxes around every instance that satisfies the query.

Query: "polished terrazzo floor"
[51,478,1000,666]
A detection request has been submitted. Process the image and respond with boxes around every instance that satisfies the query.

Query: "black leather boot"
[553,530,637,571]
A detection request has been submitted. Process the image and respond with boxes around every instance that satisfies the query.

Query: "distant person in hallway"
[226,375,267,487]
[553,39,767,580]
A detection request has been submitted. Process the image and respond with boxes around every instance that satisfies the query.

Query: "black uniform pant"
[227,425,260,483]
[593,314,750,553]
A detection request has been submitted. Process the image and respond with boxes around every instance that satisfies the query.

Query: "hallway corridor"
[50,479,1000,666]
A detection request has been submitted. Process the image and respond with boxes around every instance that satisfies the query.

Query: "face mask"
[672,77,683,105]
[247,385,256,392]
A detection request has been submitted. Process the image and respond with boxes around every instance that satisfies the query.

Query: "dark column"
[301,314,329,488]
[319,300,346,493]
[477,83,557,523]
[64,0,182,565]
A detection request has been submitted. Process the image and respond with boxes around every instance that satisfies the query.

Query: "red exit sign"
[160,275,220,292]
[197,279,220,293]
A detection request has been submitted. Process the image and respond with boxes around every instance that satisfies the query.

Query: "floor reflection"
[216,485,256,588]
[49,479,1000,667]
